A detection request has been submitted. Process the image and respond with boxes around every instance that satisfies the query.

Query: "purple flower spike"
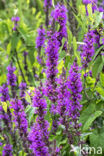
[23,51,28,56]
[36,26,45,49]
[7,64,16,87]
[11,16,20,31]
[44,0,52,8]
[45,32,59,102]
[67,59,82,120]
[11,16,20,22]
[19,82,27,97]
[28,123,49,156]
[80,30,96,68]
[51,3,67,47]
[0,84,10,102]
[10,98,28,135]
[51,3,67,26]
[28,87,49,155]
[2,144,13,156]
[15,16,20,22]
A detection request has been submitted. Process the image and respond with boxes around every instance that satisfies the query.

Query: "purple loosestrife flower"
[44,0,52,8]
[44,0,52,28]
[36,26,45,49]
[7,63,16,98]
[7,64,16,87]
[45,32,59,103]
[52,3,67,47]
[2,144,13,156]
[28,123,49,156]
[10,98,28,135]
[67,59,82,120]
[0,84,10,102]
[23,51,28,56]
[0,106,11,130]
[19,82,27,98]
[11,16,20,31]
[80,30,96,68]
[51,3,67,26]
[28,88,49,155]
[57,70,68,125]
[19,82,28,107]
[36,26,45,65]
[0,84,12,132]
[10,97,29,154]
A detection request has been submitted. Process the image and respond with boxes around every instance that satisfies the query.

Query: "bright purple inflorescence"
[67,60,82,120]
[36,26,45,49]
[28,88,49,155]
[45,32,59,103]
[36,26,45,65]
[23,51,28,56]
[44,0,52,8]
[7,64,16,87]
[19,82,27,98]
[10,98,28,134]
[0,84,12,131]
[80,29,101,68]
[57,71,68,124]
[0,84,10,102]
[80,30,96,68]
[52,3,67,26]
[11,16,20,31]
[52,3,67,46]
[2,144,13,156]
[0,106,11,129]
[28,122,49,156]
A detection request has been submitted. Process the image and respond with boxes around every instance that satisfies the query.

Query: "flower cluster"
[28,88,49,155]
[28,123,49,156]
[36,26,45,49]
[67,59,82,120]
[19,82,27,98]
[10,98,28,135]
[2,144,13,156]
[36,26,45,65]
[19,82,29,107]
[11,16,20,31]
[45,32,59,103]
[7,64,16,87]
[57,70,68,125]
[80,30,96,68]
[52,3,67,47]
[44,0,52,8]
[0,84,10,102]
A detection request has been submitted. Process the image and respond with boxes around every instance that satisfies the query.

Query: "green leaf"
[83,111,102,131]
[94,12,103,28]
[79,103,96,125]
[100,73,104,87]
[92,45,104,63]
[92,56,103,78]
[96,87,104,97]
[7,42,11,55]
[67,28,73,46]
[58,138,68,146]
[90,129,104,152]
